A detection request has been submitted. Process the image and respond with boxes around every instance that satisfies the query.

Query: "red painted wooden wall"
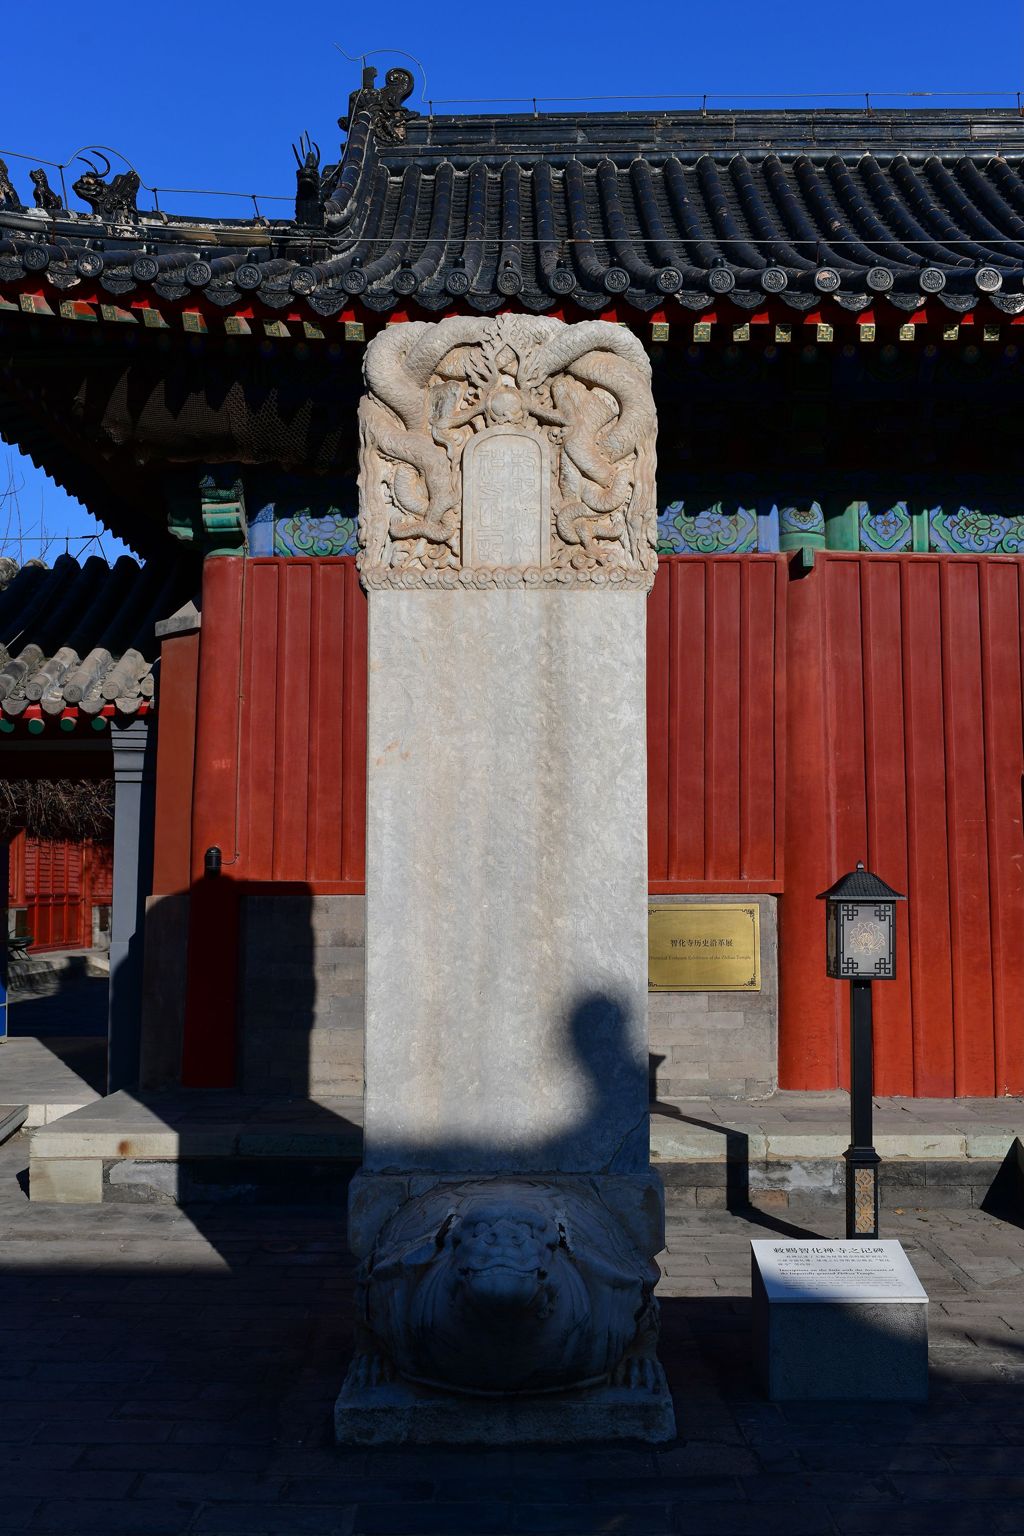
[172,551,1024,1096]
[235,558,367,887]
[779,553,1024,1098]
[648,556,787,893]
[185,554,780,900]
[180,557,367,1084]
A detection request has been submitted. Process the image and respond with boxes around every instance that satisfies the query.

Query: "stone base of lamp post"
[845,1146,881,1239]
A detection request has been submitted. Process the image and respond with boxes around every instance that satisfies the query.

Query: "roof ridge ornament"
[293,133,325,227]
[0,158,24,212]
[71,152,140,227]
[30,169,62,213]
[340,64,417,147]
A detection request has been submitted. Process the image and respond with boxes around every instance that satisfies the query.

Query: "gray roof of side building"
[0,554,196,721]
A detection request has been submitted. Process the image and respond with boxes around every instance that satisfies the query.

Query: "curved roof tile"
[0,555,197,722]
[2,99,1024,316]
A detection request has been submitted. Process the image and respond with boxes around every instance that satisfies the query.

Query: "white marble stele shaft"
[363,587,650,1178]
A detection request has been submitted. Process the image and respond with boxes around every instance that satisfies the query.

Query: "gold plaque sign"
[648,904,761,992]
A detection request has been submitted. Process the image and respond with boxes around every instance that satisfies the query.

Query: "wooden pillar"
[0,838,8,1042]
[181,559,245,1088]
[107,719,155,1092]
[139,610,200,1090]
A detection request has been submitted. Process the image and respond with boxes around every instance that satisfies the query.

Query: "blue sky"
[2,0,1022,564]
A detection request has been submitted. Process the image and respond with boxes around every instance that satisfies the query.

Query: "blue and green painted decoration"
[655,498,1024,556]
[248,476,359,557]
[244,479,1024,560]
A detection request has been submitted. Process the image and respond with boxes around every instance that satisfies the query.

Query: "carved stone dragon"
[358,314,658,589]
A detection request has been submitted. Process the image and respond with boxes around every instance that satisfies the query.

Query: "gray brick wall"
[648,895,778,1100]
[239,895,364,1097]
[237,892,778,1102]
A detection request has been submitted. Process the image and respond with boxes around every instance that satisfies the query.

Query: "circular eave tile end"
[603,267,630,294]
[919,267,946,294]
[760,267,788,293]
[866,266,895,292]
[975,266,1003,294]
[707,267,736,295]
[814,267,841,294]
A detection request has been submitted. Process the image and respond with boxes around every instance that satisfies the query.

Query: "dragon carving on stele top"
[357,315,658,589]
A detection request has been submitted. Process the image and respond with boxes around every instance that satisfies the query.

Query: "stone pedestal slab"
[335,1365,675,1446]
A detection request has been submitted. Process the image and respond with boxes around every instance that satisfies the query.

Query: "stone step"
[0,1104,28,1144]
[25,1090,1024,1207]
[8,948,109,998]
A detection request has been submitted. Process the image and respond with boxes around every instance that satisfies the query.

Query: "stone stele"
[337,314,674,1444]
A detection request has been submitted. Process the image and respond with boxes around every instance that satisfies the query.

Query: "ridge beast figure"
[30,169,62,212]
[292,132,326,227]
[0,158,23,211]
[340,64,416,146]
[72,153,139,221]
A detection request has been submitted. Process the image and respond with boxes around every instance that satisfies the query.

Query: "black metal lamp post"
[818,862,906,1240]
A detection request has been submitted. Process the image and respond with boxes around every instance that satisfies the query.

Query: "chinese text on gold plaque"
[648,904,761,992]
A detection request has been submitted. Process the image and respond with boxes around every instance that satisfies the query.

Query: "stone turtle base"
[335,1362,676,1445]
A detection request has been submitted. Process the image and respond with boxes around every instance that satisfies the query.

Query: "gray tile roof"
[0,555,196,721]
[2,96,1024,317]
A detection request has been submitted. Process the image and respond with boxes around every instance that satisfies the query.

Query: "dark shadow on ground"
[5,1119,1024,1535]
[980,1139,1024,1231]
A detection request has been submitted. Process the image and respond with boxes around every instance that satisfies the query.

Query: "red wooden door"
[23,837,87,951]
[10,835,112,953]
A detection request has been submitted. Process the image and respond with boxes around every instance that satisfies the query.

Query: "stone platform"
[652,1094,1024,1213]
[26,1090,1024,1207]
[0,1035,104,1127]
[28,1092,363,1205]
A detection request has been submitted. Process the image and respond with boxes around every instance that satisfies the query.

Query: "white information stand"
[751,1240,928,1401]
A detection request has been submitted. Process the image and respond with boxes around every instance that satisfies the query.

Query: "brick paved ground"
[2,1130,1024,1535]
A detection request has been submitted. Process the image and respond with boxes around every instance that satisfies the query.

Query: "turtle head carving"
[360,1180,657,1396]
[450,1205,560,1316]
